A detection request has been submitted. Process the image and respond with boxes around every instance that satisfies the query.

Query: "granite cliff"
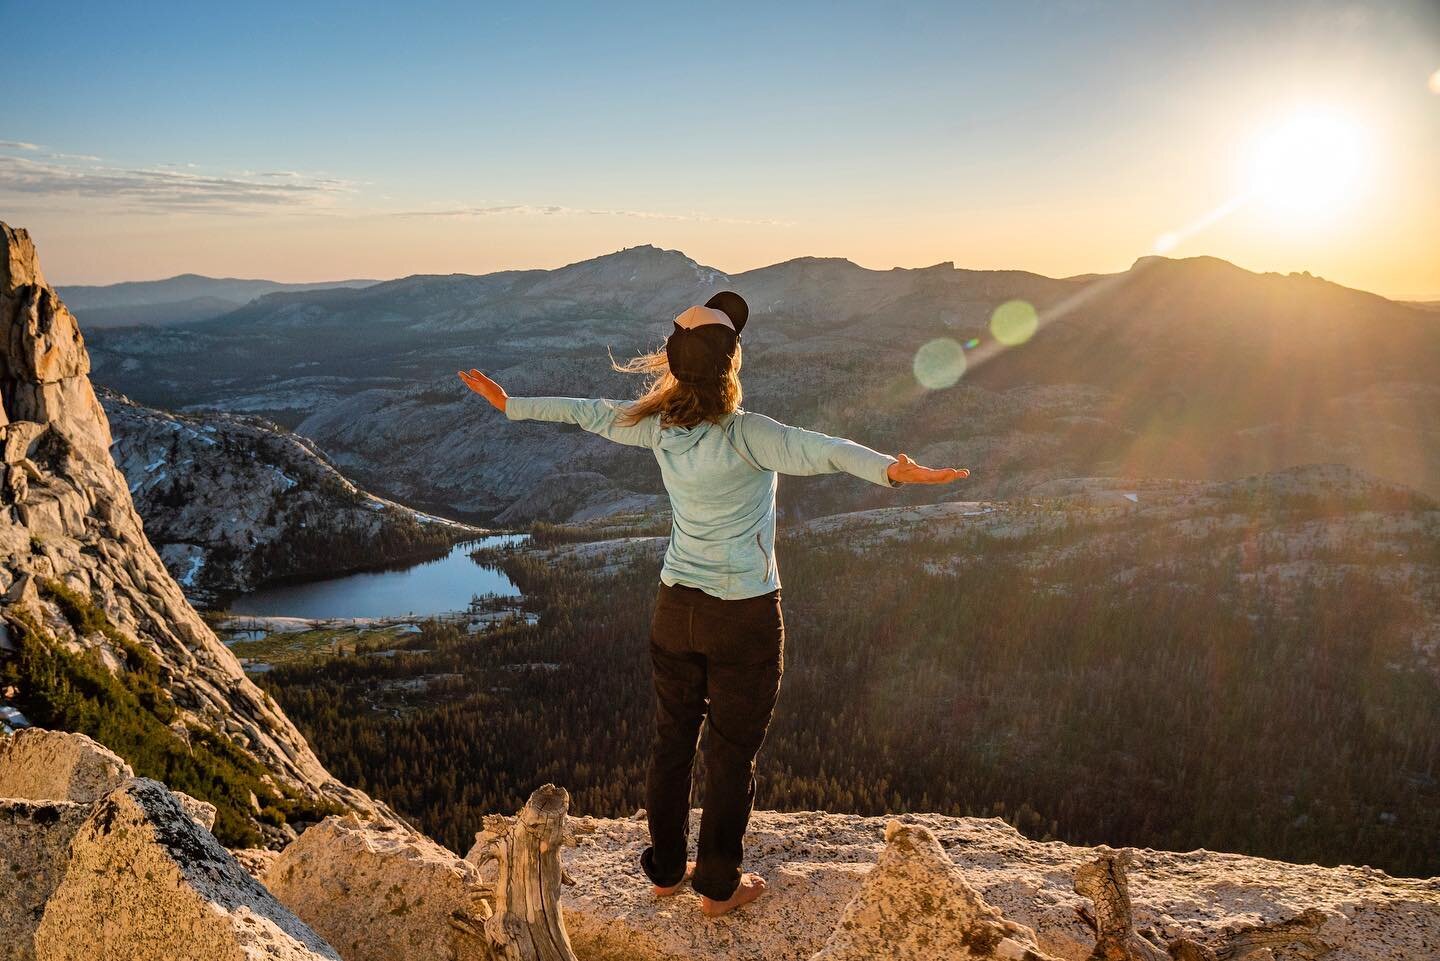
[0,222,385,845]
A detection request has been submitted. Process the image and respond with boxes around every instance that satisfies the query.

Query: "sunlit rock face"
[0,730,338,961]
[0,222,383,833]
[809,821,1057,961]
[3,732,1435,960]
[0,798,90,961]
[0,728,132,803]
[265,814,492,961]
[34,778,340,961]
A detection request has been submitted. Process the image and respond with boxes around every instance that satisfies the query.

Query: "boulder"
[0,798,89,961]
[173,789,218,831]
[809,820,1056,960]
[264,813,492,961]
[33,777,338,961]
[0,728,133,803]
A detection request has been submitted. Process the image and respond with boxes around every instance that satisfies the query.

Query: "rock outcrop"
[0,730,339,961]
[264,814,493,961]
[0,222,383,840]
[174,788,219,831]
[35,777,340,961]
[7,727,1436,961]
[269,784,584,961]
[0,727,131,803]
[103,388,481,601]
[811,820,1056,961]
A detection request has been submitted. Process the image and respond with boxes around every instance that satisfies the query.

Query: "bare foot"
[700,873,767,918]
[651,861,695,897]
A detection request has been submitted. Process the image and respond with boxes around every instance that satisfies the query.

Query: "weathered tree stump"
[471,783,580,961]
[1074,847,1168,961]
[1075,848,1333,961]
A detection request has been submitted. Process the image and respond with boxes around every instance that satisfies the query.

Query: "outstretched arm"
[458,369,658,448]
[735,411,967,488]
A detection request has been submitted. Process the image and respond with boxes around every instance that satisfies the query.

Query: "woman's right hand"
[458,369,508,412]
[887,453,968,485]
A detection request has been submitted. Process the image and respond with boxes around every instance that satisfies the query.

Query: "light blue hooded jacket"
[505,397,901,599]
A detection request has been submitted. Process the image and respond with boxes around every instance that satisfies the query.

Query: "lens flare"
[913,337,967,390]
[1430,68,1440,95]
[963,337,980,349]
[1153,232,1181,254]
[989,300,1038,346]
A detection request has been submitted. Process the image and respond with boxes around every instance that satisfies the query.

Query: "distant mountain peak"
[593,243,693,264]
[1129,254,1242,272]
[1125,253,1390,305]
[546,244,731,292]
[754,255,868,276]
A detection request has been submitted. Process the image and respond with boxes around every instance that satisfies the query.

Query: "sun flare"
[1245,108,1370,221]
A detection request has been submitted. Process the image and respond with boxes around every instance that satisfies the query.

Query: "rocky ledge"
[559,810,1438,961]
[3,727,1436,960]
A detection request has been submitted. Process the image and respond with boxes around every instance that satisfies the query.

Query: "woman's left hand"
[458,369,508,412]
[887,453,968,485]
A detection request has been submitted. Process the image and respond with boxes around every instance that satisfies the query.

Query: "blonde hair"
[612,343,743,429]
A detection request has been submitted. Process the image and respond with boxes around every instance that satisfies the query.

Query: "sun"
[1245,107,1370,221]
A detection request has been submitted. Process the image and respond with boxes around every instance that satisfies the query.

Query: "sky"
[2,0,1437,298]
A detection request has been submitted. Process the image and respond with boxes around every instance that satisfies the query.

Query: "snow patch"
[178,554,205,587]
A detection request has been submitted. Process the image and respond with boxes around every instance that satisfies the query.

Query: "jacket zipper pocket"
[756,531,773,581]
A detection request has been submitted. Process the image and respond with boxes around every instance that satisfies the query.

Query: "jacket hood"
[657,421,713,455]
[656,413,739,455]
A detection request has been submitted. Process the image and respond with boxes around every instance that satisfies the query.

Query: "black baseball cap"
[665,291,749,384]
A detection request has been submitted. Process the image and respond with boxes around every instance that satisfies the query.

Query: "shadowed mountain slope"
[86,246,1440,524]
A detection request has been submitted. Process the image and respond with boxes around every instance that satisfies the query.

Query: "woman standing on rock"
[459,291,966,917]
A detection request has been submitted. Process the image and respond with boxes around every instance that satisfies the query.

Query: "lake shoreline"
[217,533,529,621]
[201,530,521,613]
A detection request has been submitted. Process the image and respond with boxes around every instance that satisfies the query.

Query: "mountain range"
[58,274,379,328]
[85,244,1440,524]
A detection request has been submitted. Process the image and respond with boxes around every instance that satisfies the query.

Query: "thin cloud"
[0,153,353,213]
[0,146,787,226]
[393,203,791,227]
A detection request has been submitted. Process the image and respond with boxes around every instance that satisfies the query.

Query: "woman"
[459,291,966,917]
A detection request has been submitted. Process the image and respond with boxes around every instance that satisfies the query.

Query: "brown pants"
[640,580,784,901]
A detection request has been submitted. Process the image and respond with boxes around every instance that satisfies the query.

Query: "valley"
[253,467,1440,876]
[68,240,1440,877]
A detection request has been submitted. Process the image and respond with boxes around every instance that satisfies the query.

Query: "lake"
[225,534,526,619]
